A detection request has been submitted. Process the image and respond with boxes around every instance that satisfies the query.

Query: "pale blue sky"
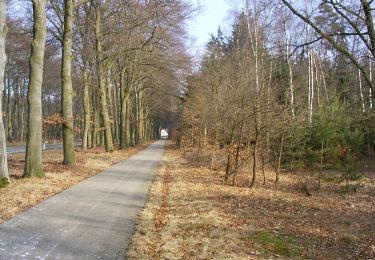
[186,0,240,59]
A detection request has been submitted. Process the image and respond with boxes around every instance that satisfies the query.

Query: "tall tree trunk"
[113,81,119,144]
[82,65,90,150]
[120,94,128,148]
[61,0,75,164]
[3,77,8,141]
[95,2,113,152]
[92,108,98,148]
[0,0,9,180]
[276,133,284,183]
[359,69,366,113]
[282,7,295,117]
[107,74,115,143]
[138,91,144,144]
[369,54,373,109]
[119,68,126,148]
[135,90,140,145]
[125,95,131,146]
[23,0,47,178]
[6,82,11,141]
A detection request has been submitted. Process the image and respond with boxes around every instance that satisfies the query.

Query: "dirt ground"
[0,143,150,224]
[127,144,375,259]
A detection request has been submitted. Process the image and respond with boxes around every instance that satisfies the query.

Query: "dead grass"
[127,144,375,259]
[0,143,150,224]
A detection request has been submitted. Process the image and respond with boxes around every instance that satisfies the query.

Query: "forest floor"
[0,143,150,224]
[127,143,375,259]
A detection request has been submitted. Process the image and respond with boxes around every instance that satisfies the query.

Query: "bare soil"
[127,144,375,259]
[0,143,150,224]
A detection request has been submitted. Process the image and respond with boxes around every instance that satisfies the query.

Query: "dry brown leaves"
[127,144,375,259]
[0,143,150,224]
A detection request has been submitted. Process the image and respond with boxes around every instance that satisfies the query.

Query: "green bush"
[305,102,364,173]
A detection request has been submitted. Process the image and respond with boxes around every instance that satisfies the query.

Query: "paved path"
[0,140,165,260]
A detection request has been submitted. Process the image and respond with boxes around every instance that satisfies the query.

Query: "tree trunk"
[6,83,11,141]
[120,94,128,148]
[113,81,119,144]
[0,0,9,180]
[95,2,113,152]
[119,68,126,148]
[23,0,46,178]
[359,69,366,113]
[82,66,90,150]
[282,7,295,117]
[276,133,284,183]
[135,90,140,145]
[250,135,258,188]
[138,91,144,144]
[61,0,75,164]
[125,95,131,146]
[318,140,324,190]
[369,54,373,109]
[91,89,98,149]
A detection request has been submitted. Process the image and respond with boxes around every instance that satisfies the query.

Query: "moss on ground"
[0,177,9,189]
[248,230,304,258]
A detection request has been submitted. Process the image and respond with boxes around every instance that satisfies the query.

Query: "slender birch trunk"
[359,69,366,113]
[282,7,295,117]
[308,52,314,123]
[0,0,9,180]
[276,133,284,183]
[319,59,329,104]
[313,57,320,106]
[23,0,46,178]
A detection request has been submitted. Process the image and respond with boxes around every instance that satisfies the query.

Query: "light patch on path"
[0,140,165,259]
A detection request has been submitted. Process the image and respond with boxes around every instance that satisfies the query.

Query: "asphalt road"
[7,143,80,154]
[0,140,165,260]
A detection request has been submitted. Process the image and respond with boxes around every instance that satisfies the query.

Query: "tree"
[281,0,375,94]
[23,0,47,178]
[61,0,93,160]
[0,0,9,181]
[61,0,75,164]
[94,0,113,152]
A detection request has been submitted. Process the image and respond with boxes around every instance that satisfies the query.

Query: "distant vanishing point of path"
[0,140,165,259]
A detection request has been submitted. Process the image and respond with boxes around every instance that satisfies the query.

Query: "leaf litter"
[127,144,375,259]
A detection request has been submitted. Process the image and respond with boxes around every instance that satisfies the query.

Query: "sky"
[186,0,239,60]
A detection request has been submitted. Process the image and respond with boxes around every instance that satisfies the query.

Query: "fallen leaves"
[127,143,375,259]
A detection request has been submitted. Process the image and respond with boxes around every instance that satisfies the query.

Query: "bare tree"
[282,0,375,94]
[23,0,47,178]
[61,0,75,164]
[0,0,9,181]
[94,0,113,152]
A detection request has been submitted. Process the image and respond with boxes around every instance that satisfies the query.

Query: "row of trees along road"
[0,0,192,181]
[179,0,375,189]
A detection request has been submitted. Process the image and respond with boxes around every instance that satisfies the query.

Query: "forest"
[0,0,192,182]
[0,0,372,188]
[0,0,374,258]
[179,0,375,192]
